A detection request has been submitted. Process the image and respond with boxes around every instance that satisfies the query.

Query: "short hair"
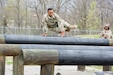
[47,8,53,11]
[104,26,110,30]
[104,24,110,30]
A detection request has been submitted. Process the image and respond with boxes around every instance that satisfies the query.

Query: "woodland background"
[0,0,113,30]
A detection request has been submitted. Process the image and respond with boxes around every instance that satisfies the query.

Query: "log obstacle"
[20,44,113,50]
[0,34,113,46]
[0,44,113,74]
[0,44,113,52]
[20,50,113,65]
[0,44,113,75]
[16,49,113,75]
[0,34,113,75]
[0,34,112,72]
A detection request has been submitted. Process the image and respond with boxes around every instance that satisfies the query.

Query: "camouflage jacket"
[42,13,62,33]
[100,30,112,39]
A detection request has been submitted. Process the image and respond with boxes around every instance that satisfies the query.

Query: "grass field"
[77,34,99,38]
[91,66,113,71]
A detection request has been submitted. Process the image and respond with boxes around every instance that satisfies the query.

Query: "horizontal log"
[22,50,58,65]
[0,36,5,44]
[21,49,113,65]
[0,34,113,46]
[0,44,20,56]
[0,44,113,56]
[20,44,113,50]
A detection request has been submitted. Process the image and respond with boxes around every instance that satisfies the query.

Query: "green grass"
[7,61,13,65]
[77,34,99,38]
[91,66,102,70]
[6,57,13,65]
[91,66,113,71]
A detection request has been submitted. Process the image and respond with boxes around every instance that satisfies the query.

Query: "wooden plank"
[0,56,5,75]
[40,64,54,75]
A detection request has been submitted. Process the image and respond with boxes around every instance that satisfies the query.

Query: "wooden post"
[40,64,54,75]
[0,56,5,75]
[13,56,19,75]
[103,66,112,71]
[77,65,85,71]
[13,55,24,75]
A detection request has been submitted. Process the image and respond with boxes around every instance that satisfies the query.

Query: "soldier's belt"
[47,22,58,28]
[47,25,58,28]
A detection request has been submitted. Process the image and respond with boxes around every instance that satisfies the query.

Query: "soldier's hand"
[60,32,65,37]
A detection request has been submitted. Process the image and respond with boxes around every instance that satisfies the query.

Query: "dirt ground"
[5,65,102,75]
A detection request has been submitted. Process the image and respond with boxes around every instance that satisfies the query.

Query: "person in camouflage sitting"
[100,24,112,71]
[100,24,112,39]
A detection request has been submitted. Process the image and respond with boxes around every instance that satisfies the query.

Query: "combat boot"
[65,25,77,32]
[69,25,77,29]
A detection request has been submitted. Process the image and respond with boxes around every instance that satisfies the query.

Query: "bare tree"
[70,0,91,29]
[2,0,113,30]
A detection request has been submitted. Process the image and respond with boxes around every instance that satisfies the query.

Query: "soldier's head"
[104,24,110,30]
[47,8,54,17]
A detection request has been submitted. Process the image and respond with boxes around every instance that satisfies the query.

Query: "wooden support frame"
[0,56,5,75]
[103,66,112,71]
[13,54,24,75]
[77,65,85,71]
[40,64,54,75]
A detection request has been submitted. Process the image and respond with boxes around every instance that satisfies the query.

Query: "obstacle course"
[0,34,113,45]
[0,34,113,75]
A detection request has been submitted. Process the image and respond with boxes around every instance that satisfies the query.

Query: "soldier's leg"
[58,20,66,32]
[52,28,65,37]
[49,28,60,33]
[48,28,61,36]
[61,20,77,32]
[54,21,66,36]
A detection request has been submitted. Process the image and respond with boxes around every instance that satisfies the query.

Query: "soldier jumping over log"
[42,8,77,37]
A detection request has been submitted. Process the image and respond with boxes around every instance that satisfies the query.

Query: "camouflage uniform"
[42,13,71,34]
[100,24,112,71]
[100,25,112,39]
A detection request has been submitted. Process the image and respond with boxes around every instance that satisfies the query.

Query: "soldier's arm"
[54,13,76,29]
[54,13,63,22]
[42,14,48,36]
[109,30,112,35]
[99,31,104,38]
[108,30,112,38]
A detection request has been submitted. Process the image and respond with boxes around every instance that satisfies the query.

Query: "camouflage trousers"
[47,20,70,33]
